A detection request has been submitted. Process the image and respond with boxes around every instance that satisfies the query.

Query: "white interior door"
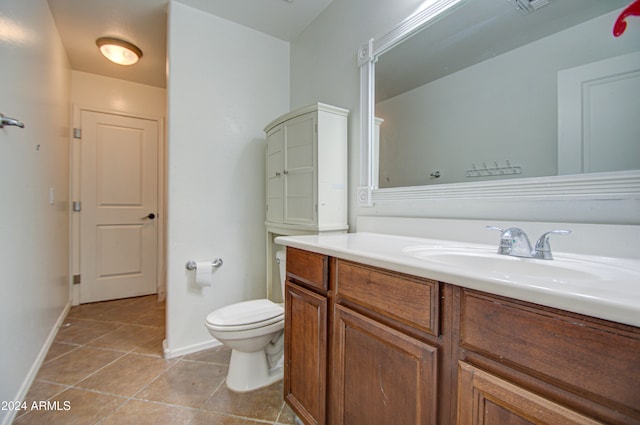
[558,52,640,175]
[80,110,159,303]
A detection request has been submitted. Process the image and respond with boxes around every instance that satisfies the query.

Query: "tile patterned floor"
[13,295,296,425]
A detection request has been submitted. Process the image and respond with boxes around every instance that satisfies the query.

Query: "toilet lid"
[206,299,283,327]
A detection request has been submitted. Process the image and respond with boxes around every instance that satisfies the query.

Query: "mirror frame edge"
[357,0,640,208]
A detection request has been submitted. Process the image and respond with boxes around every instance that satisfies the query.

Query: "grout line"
[41,343,83,366]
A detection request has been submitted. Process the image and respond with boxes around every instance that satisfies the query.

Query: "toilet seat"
[206,299,283,332]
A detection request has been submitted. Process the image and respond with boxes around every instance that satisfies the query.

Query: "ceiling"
[47,0,334,88]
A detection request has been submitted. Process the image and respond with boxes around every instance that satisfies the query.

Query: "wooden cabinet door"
[332,304,438,425]
[284,282,327,425]
[457,362,603,425]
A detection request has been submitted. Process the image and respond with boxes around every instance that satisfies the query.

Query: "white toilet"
[205,249,286,392]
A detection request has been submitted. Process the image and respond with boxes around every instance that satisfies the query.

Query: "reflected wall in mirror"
[373,0,640,188]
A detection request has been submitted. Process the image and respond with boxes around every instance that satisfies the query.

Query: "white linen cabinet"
[264,103,349,233]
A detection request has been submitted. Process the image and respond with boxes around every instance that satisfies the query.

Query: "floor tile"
[136,360,228,408]
[87,324,161,352]
[42,342,80,364]
[66,301,131,322]
[276,402,298,425]
[13,381,68,420]
[54,319,119,345]
[189,410,268,425]
[182,345,231,365]
[131,332,166,358]
[133,307,165,327]
[203,381,284,422]
[99,399,195,425]
[13,388,125,425]
[36,347,123,386]
[75,353,176,397]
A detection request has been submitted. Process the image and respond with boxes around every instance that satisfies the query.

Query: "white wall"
[290,0,440,228]
[0,1,70,423]
[376,9,639,187]
[291,1,640,226]
[70,71,166,117]
[69,71,167,304]
[165,1,289,356]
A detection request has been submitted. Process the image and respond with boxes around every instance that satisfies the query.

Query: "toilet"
[205,249,286,392]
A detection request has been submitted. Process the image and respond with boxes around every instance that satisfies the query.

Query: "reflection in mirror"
[374,0,640,188]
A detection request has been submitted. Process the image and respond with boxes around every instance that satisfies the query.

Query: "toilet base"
[226,348,283,392]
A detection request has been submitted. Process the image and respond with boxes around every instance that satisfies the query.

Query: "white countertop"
[275,232,640,328]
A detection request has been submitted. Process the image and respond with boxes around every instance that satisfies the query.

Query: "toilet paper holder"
[185,258,223,271]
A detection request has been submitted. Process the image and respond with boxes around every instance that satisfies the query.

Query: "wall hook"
[0,113,25,129]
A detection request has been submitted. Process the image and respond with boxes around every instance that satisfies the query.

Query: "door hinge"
[72,274,81,285]
[72,201,81,212]
[73,128,82,139]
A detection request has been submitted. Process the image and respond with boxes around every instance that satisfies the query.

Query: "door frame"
[69,104,166,305]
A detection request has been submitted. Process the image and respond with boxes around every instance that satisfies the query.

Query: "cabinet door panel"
[285,114,314,169]
[284,113,316,225]
[457,362,602,425]
[266,125,284,223]
[333,305,438,425]
[285,282,327,425]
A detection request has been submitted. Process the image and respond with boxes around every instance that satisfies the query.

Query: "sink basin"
[402,245,632,286]
[408,250,599,283]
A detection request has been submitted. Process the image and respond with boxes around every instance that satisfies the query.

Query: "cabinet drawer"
[460,290,640,416]
[286,247,328,292]
[335,260,439,335]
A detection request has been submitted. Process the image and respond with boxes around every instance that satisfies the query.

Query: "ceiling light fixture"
[96,36,142,66]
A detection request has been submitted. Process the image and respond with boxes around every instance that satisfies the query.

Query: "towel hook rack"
[0,113,25,129]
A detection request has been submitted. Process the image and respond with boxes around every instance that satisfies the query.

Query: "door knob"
[143,213,156,220]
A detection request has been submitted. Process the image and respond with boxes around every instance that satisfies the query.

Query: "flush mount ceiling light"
[96,36,142,65]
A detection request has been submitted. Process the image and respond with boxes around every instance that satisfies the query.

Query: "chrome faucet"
[486,226,571,260]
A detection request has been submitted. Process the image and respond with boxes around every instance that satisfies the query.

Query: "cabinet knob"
[275,171,281,177]
[283,170,289,175]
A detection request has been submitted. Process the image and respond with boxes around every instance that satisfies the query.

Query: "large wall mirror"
[358,0,640,206]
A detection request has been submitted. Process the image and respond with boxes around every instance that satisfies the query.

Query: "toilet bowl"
[205,249,286,392]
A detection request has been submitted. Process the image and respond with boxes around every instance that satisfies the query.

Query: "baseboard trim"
[2,301,71,425]
[163,338,222,359]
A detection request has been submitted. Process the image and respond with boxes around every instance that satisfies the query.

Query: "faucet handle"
[485,226,504,233]
[486,226,535,257]
[486,226,507,254]
[486,226,514,255]
[533,230,571,260]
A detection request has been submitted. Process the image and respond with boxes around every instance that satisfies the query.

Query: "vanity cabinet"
[284,248,640,425]
[264,103,348,232]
